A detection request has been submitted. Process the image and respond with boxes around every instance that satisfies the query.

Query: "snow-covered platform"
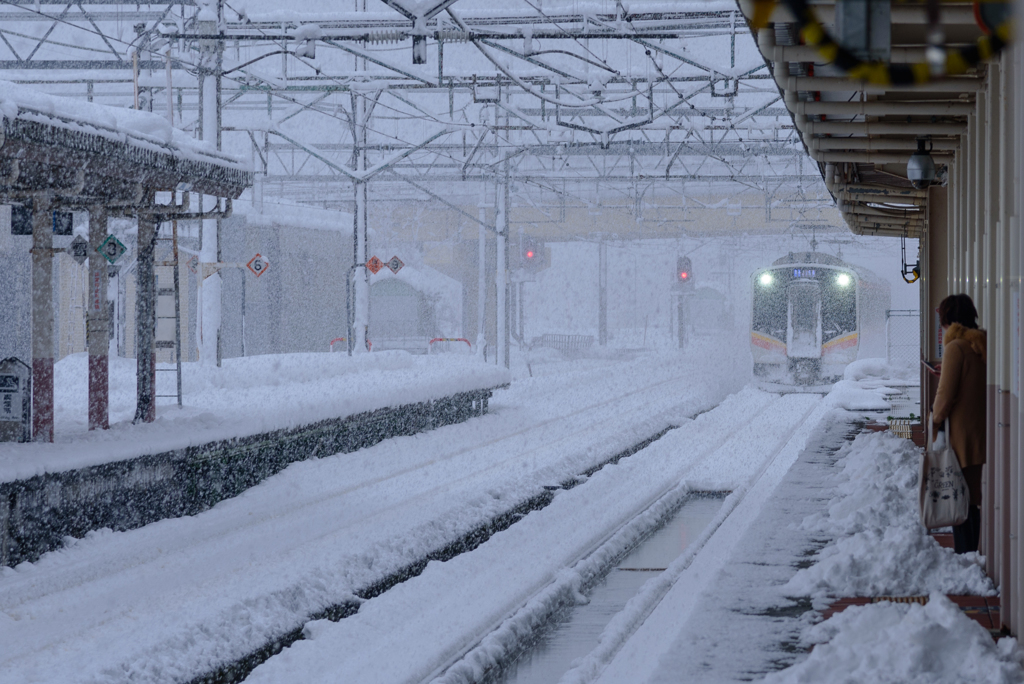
[587,366,1022,684]
[0,351,509,566]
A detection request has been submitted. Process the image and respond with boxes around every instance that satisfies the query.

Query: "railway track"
[0,356,740,684]
[238,391,827,684]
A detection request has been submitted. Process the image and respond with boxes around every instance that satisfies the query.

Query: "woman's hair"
[938,294,979,329]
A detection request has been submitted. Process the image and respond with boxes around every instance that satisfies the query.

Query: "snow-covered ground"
[244,390,821,684]
[590,363,1023,684]
[0,350,510,482]
[0,342,747,684]
[762,593,1024,684]
[5,353,1017,684]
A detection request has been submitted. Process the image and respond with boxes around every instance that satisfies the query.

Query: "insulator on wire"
[436,29,470,43]
[366,29,404,44]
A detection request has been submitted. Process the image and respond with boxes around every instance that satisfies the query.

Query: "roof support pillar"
[87,205,109,430]
[30,193,53,442]
[134,213,157,424]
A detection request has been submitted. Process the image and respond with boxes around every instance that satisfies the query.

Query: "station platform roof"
[0,79,252,204]
[740,0,1001,239]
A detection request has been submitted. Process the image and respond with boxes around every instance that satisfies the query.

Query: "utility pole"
[352,91,369,353]
[496,92,512,369]
[496,163,510,368]
[197,0,223,366]
[477,199,487,358]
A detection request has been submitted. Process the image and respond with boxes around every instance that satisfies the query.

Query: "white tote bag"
[919,419,970,529]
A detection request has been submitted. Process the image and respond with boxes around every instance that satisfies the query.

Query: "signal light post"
[675,256,694,349]
[520,236,546,273]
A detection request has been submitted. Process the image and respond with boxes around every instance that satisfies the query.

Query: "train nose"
[786,282,822,360]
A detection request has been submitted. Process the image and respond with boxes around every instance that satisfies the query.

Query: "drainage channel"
[484,492,728,684]
[188,425,683,684]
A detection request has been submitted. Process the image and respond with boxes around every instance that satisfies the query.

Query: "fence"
[428,338,472,354]
[886,309,920,370]
[530,334,595,354]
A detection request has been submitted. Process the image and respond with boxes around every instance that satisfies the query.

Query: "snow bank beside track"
[0,351,510,482]
[784,430,994,600]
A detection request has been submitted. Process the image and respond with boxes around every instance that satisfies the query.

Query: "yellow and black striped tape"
[749,0,1013,87]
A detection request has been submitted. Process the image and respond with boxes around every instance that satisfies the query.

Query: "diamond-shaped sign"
[69,235,89,265]
[186,254,199,274]
[386,256,404,274]
[247,253,270,277]
[98,234,127,265]
[366,256,383,274]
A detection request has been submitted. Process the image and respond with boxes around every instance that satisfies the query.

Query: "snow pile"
[785,430,994,599]
[762,593,1024,684]
[843,358,916,383]
[825,358,912,411]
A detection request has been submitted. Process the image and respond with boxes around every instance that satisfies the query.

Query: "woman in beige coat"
[932,293,986,554]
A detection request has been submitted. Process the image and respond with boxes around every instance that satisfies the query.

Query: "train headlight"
[759,272,773,286]
[836,273,852,287]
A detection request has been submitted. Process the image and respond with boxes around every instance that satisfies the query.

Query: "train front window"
[820,274,857,342]
[752,269,788,339]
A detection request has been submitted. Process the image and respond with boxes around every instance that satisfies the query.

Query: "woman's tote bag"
[920,419,970,529]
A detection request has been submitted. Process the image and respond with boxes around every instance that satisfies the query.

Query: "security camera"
[907,138,936,189]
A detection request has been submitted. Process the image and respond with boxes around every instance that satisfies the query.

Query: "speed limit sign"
[247,253,269,278]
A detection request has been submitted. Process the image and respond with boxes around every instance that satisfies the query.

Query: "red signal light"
[680,271,689,280]
[526,250,535,259]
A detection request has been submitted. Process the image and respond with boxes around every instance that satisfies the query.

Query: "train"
[750,252,890,388]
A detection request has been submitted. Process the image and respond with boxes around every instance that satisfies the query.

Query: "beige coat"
[932,323,988,468]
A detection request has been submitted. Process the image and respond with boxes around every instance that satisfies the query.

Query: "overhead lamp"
[907,138,936,189]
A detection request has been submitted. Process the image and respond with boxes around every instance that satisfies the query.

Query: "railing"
[530,334,595,353]
[329,337,371,352]
[429,337,472,353]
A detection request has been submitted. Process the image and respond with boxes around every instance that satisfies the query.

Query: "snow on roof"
[234,199,355,234]
[0,79,250,173]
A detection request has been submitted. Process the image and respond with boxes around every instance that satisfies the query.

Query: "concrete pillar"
[924,187,948,425]
[598,242,608,346]
[87,205,109,430]
[134,214,157,423]
[31,194,53,442]
[476,204,487,356]
[199,67,222,366]
[496,176,509,368]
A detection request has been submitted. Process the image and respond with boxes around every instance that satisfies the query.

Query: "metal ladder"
[154,220,183,406]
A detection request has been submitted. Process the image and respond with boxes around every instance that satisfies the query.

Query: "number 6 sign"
[247,253,269,278]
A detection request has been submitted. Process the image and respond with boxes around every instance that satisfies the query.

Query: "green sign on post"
[98,234,127,265]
